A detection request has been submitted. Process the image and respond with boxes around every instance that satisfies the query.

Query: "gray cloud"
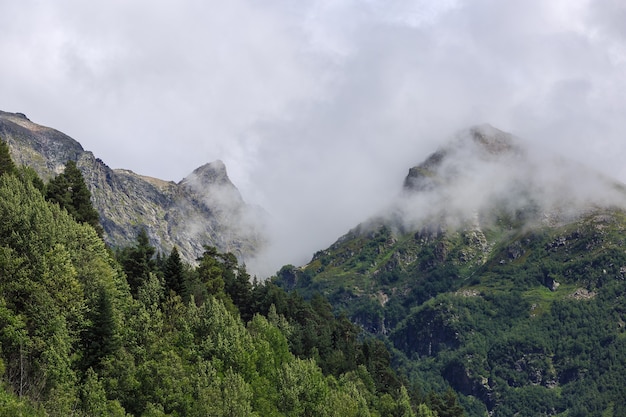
[1,0,625,276]
[385,125,626,238]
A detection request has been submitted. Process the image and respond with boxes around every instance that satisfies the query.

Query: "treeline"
[0,140,462,416]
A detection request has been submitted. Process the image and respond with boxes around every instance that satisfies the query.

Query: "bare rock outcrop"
[0,110,266,264]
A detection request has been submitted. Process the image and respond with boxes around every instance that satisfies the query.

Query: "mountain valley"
[2,112,626,416]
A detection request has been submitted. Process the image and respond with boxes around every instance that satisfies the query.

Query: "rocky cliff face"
[0,110,265,264]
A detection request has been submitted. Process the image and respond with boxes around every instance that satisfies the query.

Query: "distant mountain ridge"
[0,110,265,264]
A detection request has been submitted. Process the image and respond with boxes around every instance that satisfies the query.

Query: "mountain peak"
[0,110,85,179]
[179,159,247,215]
[0,110,30,121]
[466,124,519,155]
[404,124,522,192]
[183,159,230,186]
[399,124,626,233]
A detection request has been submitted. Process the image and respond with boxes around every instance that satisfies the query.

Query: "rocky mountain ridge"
[0,110,265,264]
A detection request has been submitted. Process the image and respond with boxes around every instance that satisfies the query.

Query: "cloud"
[1,0,625,276]
[384,125,626,239]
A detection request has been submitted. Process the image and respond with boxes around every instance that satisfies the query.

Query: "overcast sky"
[1,0,625,272]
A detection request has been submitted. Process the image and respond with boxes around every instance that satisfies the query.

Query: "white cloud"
[1,0,625,275]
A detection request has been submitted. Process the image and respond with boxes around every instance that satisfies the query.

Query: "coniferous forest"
[5,123,626,416]
[0,140,458,416]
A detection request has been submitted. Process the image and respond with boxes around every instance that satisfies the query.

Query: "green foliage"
[0,171,127,415]
[81,286,122,371]
[190,245,257,319]
[162,247,185,296]
[274,208,626,416]
[0,176,413,416]
[23,143,626,415]
[0,385,46,417]
[81,368,127,417]
[195,246,227,301]
[45,159,103,236]
[0,138,17,177]
[416,403,437,417]
[427,389,464,417]
[277,358,328,416]
[18,166,46,195]
[119,228,157,295]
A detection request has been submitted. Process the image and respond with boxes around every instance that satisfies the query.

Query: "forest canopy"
[0,148,455,417]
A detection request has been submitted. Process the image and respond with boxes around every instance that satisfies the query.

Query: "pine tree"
[416,403,437,417]
[122,228,156,295]
[163,247,185,296]
[45,160,103,236]
[82,287,120,371]
[18,166,45,193]
[196,246,226,296]
[0,138,17,177]
[223,261,253,321]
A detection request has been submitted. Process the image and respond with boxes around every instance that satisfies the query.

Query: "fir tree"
[0,138,17,177]
[81,287,120,371]
[163,247,185,296]
[45,160,103,236]
[196,246,225,296]
[223,258,253,320]
[121,228,156,295]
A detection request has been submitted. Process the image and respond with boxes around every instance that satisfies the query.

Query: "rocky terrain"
[0,110,265,264]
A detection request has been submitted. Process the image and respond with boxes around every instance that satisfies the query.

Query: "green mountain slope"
[274,126,626,416]
[0,143,449,416]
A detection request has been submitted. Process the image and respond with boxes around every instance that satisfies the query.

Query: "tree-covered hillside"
[274,210,626,416]
[0,141,457,416]
[272,127,626,416]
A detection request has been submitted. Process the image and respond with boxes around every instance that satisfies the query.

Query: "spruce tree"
[163,247,185,296]
[196,246,225,296]
[45,160,103,236]
[221,253,253,319]
[0,138,17,177]
[82,287,120,371]
[122,228,156,295]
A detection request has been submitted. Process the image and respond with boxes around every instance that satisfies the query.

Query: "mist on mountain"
[374,124,626,238]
